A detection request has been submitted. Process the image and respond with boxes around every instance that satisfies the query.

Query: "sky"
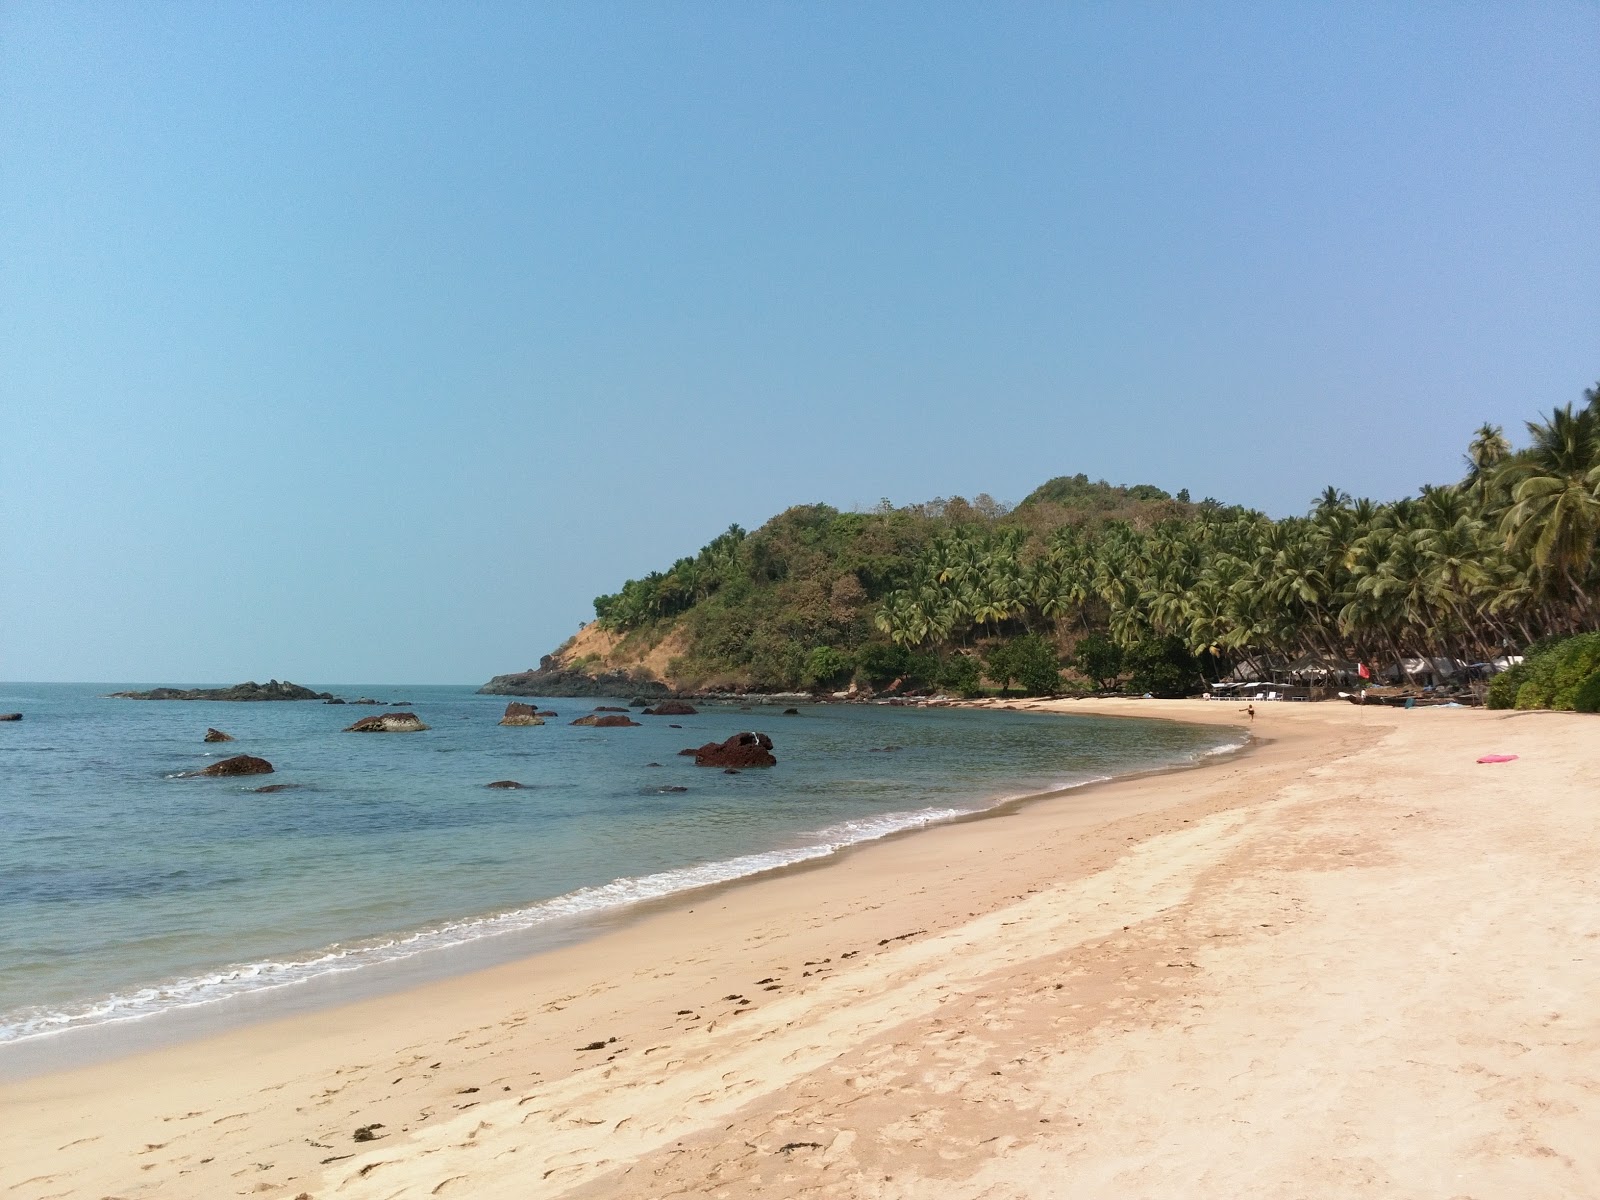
[3,3,1597,684]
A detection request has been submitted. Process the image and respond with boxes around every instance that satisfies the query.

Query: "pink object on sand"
[1476,754,1518,764]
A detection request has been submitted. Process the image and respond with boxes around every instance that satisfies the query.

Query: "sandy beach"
[3,698,1597,1199]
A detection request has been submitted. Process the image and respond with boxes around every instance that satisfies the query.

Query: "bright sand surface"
[3,699,1597,1199]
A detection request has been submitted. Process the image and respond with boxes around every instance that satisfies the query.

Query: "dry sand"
[3,699,1597,1199]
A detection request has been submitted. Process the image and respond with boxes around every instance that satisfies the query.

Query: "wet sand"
[3,699,1595,1199]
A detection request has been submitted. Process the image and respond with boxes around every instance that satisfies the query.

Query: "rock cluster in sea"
[112,680,336,702]
[499,702,545,726]
[204,728,234,742]
[570,713,641,727]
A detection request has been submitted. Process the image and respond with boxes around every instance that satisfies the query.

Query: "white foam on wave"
[0,802,981,1045]
[1194,737,1250,760]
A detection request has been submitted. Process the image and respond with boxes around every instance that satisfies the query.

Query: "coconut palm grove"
[587,382,1600,708]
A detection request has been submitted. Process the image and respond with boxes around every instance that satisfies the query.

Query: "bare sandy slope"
[4,700,1596,1199]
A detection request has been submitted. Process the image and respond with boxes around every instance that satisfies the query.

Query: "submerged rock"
[253,783,301,793]
[344,712,429,733]
[203,728,234,743]
[200,754,274,777]
[571,714,641,727]
[0,712,22,721]
[499,702,545,727]
[643,700,698,716]
[688,732,776,768]
[486,780,527,789]
[593,705,628,713]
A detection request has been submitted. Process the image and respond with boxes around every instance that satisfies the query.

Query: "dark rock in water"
[390,701,413,706]
[645,762,662,767]
[593,705,628,713]
[643,700,698,716]
[203,728,234,743]
[782,708,801,715]
[325,698,347,705]
[0,712,21,721]
[570,714,641,727]
[200,754,273,777]
[111,680,335,702]
[499,702,545,727]
[669,723,683,729]
[352,698,381,705]
[537,710,558,718]
[724,768,741,775]
[677,747,698,756]
[486,780,526,789]
[629,697,652,708]
[868,745,903,753]
[344,712,429,733]
[253,783,301,793]
[689,732,776,769]
[478,654,670,699]
[658,785,688,793]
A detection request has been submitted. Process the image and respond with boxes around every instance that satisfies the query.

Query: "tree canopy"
[585,383,1600,696]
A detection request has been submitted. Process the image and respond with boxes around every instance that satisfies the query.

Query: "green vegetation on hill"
[588,382,1600,696]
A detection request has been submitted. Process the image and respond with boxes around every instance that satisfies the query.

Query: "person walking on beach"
[1243,703,1255,722]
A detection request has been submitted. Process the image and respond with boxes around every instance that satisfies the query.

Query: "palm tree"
[1499,404,1600,626]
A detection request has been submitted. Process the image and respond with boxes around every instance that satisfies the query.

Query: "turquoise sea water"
[0,683,1241,1055]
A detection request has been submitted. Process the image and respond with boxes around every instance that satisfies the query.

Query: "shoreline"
[0,707,1245,1074]
[6,699,1596,1198]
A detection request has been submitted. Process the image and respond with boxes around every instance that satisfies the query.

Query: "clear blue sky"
[3,3,1596,683]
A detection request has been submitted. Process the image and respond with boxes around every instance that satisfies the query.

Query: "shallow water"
[0,683,1241,1048]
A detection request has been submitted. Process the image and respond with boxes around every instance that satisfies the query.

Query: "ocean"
[0,683,1242,1065]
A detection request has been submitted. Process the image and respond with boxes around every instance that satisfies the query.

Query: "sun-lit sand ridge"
[3,699,1596,1199]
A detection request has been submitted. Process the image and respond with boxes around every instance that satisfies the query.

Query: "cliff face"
[477,625,682,697]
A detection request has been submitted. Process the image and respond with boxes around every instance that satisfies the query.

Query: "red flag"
[1358,662,1370,680]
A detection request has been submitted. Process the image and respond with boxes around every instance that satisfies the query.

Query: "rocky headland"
[113,680,336,702]
[478,654,670,699]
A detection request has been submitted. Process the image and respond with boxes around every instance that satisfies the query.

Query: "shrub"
[1572,670,1600,714]
[802,646,853,689]
[1012,636,1063,696]
[1071,633,1123,689]
[937,653,983,698]
[1514,680,1545,710]
[1123,636,1203,697]
[855,642,909,687]
[984,635,1062,696]
[1485,664,1525,709]
[1494,632,1600,710]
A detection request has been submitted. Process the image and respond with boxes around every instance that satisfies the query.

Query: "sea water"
[0,683,1241,1059]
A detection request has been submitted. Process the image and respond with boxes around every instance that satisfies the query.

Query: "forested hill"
[489,382,1600,698]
